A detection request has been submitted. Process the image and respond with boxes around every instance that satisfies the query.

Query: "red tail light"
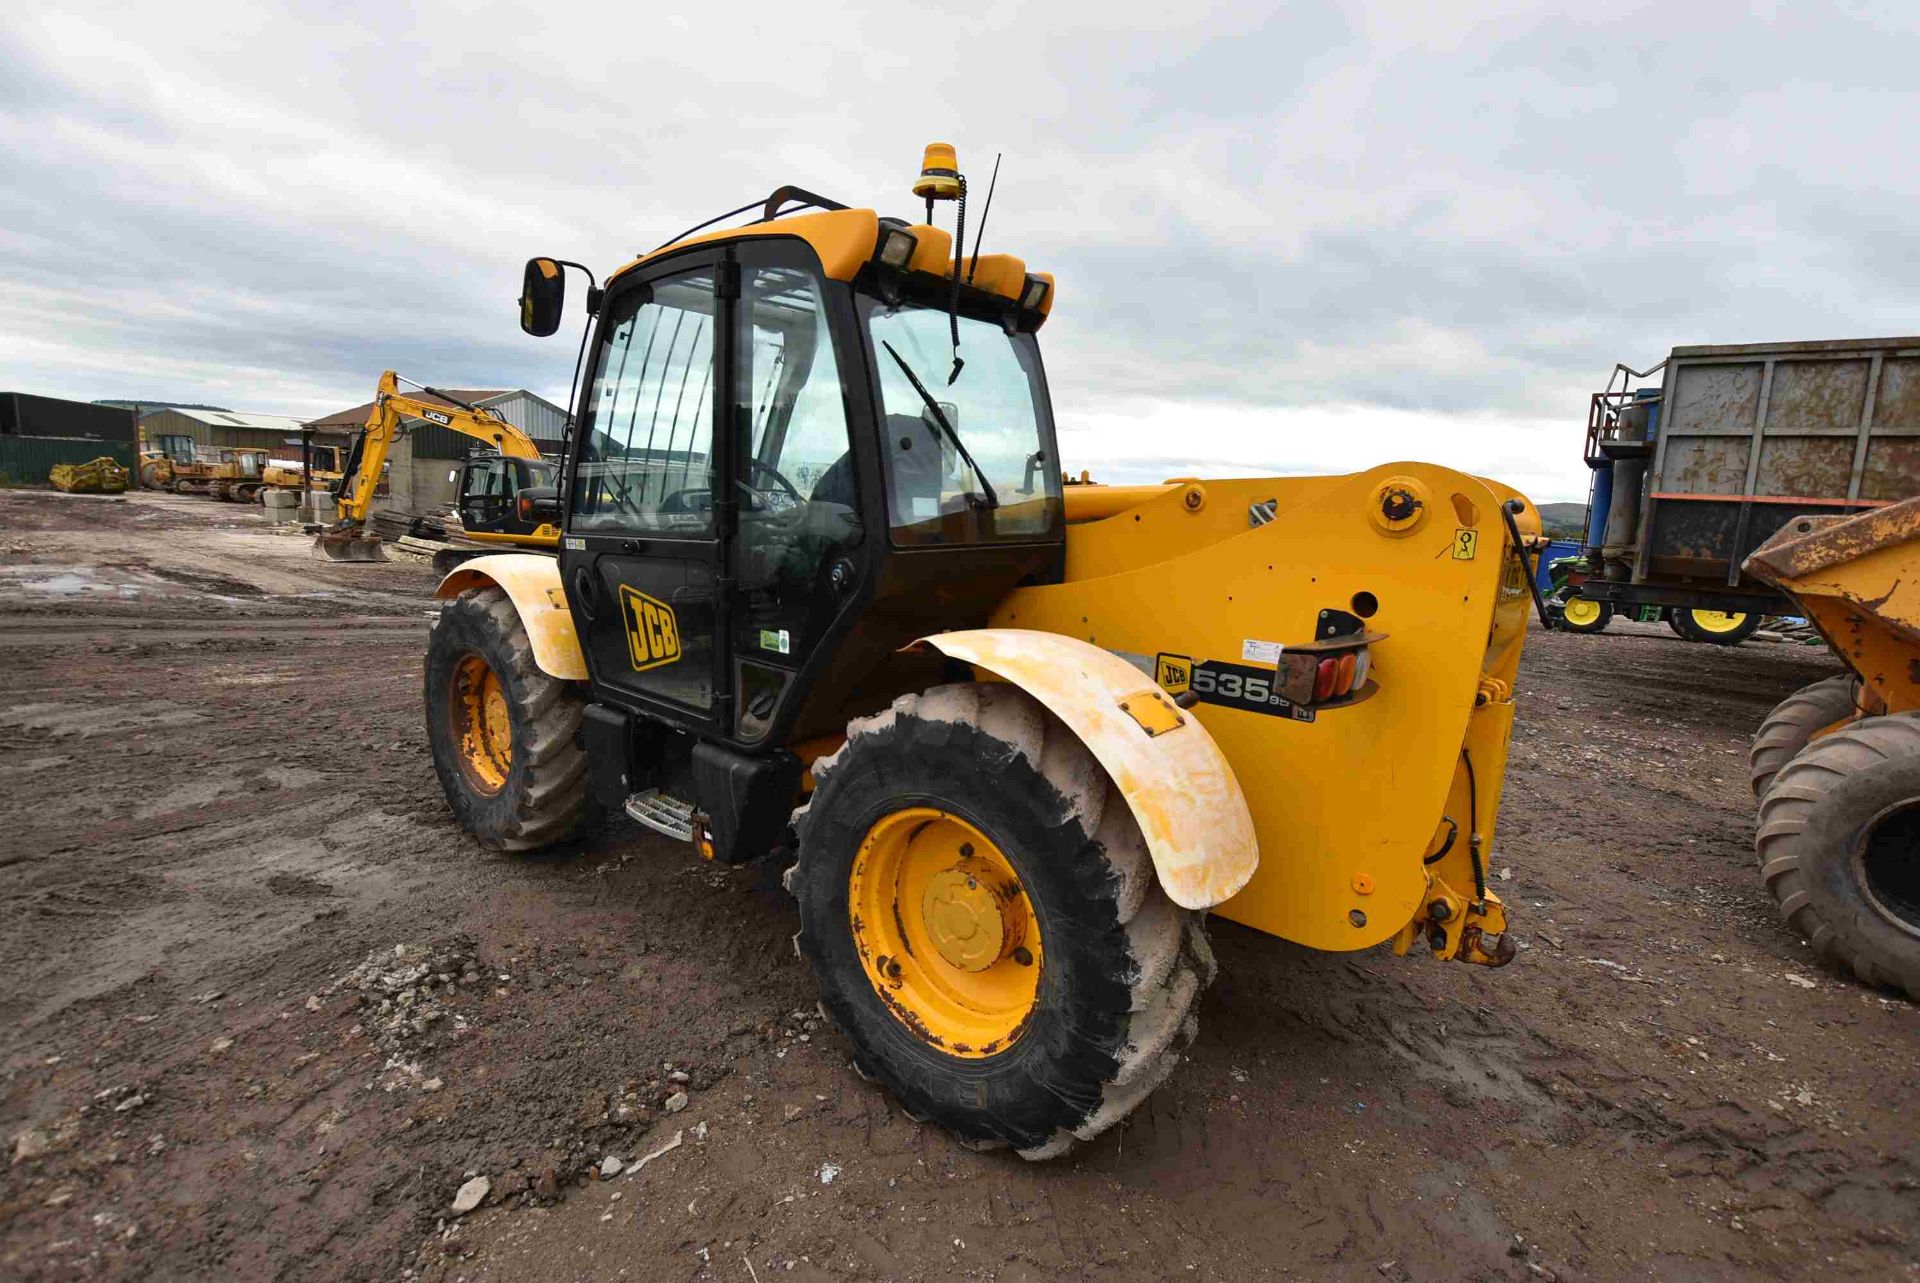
[1314,658,1337,702]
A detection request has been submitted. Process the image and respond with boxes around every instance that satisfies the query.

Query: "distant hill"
[1537,502,1587,537]
[92,399,233,413]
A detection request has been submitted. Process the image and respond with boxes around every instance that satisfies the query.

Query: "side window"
[742,267,855,512]
[460,460,497,500]
[571,269,717,534]
[733,264,858,735]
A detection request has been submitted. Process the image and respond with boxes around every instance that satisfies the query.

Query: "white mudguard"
[434,554,587,681]
[912,629,1258,910]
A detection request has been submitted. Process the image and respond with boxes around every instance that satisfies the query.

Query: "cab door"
[458,458,509,533]
[729,246,865,741]
[558,253,730,726]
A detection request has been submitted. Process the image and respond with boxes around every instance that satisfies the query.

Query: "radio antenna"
[966,153,1002,284]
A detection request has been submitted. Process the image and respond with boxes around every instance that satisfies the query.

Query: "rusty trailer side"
[1584,336,1920,612]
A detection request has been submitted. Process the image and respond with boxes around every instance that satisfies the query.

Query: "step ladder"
[623,789,696,843]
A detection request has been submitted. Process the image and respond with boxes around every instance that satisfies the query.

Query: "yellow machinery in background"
[210,448,269,503]
[49,457,130,494]
[314,370,560,562]
[258,444,346,505]
[415,145,1547,1158]
[1745,499,1920,1001]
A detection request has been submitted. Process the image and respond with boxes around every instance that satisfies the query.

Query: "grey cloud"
[2,1,1915,503]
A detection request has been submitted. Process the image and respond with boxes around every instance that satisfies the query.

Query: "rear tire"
[425,585,591,851]
[790,683,1210,1158]
[1749,674,1858,800]
[1755,713,1920,1001]
[1674,608,1762,646]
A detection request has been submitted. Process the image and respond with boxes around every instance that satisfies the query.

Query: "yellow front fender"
[434,553,587,681]
[912,629,1258,911]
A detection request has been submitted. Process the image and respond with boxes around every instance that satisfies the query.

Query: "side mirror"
[516,485,561,524]
[519,258,565,336]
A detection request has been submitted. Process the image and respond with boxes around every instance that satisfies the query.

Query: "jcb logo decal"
[1155,653,1193,696]
[618,585,682,672]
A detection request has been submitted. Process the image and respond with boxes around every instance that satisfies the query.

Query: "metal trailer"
[1574,337,1920,632]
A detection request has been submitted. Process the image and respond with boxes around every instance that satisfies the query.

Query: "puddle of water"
[14,572,141,598]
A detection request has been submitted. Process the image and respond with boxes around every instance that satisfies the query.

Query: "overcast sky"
[4,1,1916,501]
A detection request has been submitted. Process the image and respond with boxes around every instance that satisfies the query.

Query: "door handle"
[620,539,651,555]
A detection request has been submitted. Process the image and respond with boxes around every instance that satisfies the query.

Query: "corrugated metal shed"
[1,393,136,442]
[307,389,569,459]
[140,407,308,452]
[411,393,569,459]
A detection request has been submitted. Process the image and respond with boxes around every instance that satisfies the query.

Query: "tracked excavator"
[313,370,560,562]
[418,145,1547,1157]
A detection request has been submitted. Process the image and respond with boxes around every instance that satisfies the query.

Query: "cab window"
[570,270,717,534]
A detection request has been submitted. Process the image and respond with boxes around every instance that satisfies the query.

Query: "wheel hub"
[847,808,1043,1057]
[922,864,1022,971]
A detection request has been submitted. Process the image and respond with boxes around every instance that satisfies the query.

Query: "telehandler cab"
[424,145,1543,1156]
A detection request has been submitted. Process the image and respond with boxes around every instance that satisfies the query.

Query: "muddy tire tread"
[794,683,1208,1159]
[426,586,591,852]
[1749,675,1858,800]
[1754,712,1920,1001]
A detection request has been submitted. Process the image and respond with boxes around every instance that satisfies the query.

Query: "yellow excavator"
[418,145,1547,1157]
[314,370,561,562]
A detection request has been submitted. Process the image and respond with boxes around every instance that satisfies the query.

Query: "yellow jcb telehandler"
[1745,497,1920,1001]
[420,146,1546,1156]
[314,371,560,562]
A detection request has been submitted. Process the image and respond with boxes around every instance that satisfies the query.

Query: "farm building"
[303,387,568,518]
[137,407,309,459]
[0,392,140,482]
[2,392,137,442]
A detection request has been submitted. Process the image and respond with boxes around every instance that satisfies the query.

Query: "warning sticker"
[1241,638,1283,665]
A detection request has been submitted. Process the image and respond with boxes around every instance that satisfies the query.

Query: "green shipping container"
[0,436,138,487]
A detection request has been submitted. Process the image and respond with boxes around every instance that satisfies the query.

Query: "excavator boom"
[315,370,544,562]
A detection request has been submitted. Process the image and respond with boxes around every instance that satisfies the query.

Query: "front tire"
[791,683,1211,1158]
[1558,596,1613,634]
[425,585,591,851]
[1749,674,1858,800]
[1755,713,1920,1001]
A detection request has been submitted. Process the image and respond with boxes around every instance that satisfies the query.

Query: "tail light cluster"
[1278,636,1379,708]
[1311,648,1370,702]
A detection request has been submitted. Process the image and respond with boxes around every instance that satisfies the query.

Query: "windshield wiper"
[880,340,998,510]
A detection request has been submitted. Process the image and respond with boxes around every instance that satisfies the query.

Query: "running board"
[623,789,696,843]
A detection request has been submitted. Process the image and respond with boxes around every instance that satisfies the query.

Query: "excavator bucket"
[312,530,388,563]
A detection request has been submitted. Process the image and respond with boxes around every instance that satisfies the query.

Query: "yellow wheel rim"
[1689,609,1748,635]
[1562,597,1603,627]
[848,807,1041,1058]
[450,653,512,795]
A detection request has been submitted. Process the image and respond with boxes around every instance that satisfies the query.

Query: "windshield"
[860,299,1061,545]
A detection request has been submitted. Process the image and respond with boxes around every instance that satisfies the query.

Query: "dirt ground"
[1,488,1915,1283]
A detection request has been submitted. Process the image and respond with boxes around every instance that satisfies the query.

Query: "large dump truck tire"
[1749,675,1858,800]
[1755,712,1920,1001]
[791,683,1212,1158]
[424,585,591,852]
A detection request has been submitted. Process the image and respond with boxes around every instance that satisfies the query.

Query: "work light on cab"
[872,219,919,269]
